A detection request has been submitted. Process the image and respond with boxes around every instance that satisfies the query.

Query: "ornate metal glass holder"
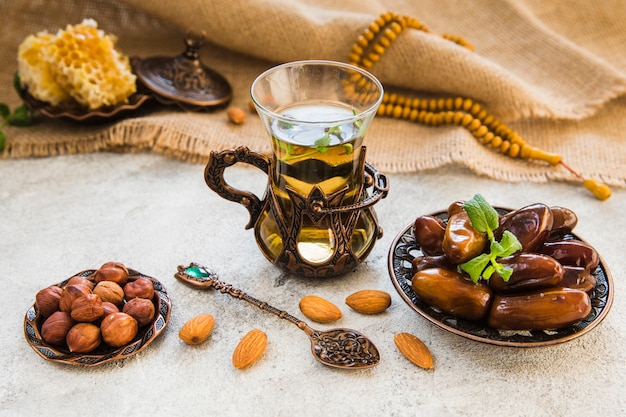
[205,60,387,278]
[205,145,388,277]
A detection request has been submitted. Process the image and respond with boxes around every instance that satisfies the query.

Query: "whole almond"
[299,295,342,323]
[232,329,267,369]
[227,106,246,124]
[179,314,215,345]
[345,289,392,314]
[394,332,434,370]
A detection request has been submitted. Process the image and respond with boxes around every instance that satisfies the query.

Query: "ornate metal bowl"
[388,208,614,347]
[24,268,171,366]
[19,88,151,123]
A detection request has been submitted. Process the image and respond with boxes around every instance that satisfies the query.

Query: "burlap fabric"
[1,0,625,187]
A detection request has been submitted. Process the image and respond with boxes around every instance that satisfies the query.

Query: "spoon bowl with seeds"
[175,263,380,369]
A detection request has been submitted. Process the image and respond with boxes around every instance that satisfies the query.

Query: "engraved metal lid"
[134,31,232,111]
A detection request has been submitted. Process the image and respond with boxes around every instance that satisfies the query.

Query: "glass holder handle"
[204,146,270,229]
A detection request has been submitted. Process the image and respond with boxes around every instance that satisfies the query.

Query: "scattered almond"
[232,329,267,369]
[345,289,391,314]
[179,313,215,345]
[299,295,342,323]
[227,106,246,124]
[394,332,434,370]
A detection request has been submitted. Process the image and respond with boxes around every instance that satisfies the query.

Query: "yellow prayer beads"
[377,95,562,165]
[346,11,611,200]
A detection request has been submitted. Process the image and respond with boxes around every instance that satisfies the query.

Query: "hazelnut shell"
[100,312,138,347]
[101,301,120,316]
[35,286,63,318]
[70,294,104,322]
[66,322,102,353]
[59,284,92,313]
[66,275,95,290]
[41,311,75,346]
[93,281,125,307]
[123,277,154,300]
[94,262,129,285]
[122,297,155,327]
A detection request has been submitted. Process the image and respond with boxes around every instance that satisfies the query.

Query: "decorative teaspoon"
[175,263,380,369]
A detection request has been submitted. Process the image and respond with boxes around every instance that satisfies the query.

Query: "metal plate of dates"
[387,208,614,347]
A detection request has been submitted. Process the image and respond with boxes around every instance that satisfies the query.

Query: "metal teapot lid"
[134,31,232,111]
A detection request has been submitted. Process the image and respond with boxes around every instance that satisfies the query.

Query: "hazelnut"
[123,277,154,300]
[101,301,119,316]
[35,286,63,318]
[70,294,104,322]
[93,281,125,307]
[66,275,95,290]
[41,311,75,346]
[100,312,138,347]
[59,284,92,313]
[94,262,129,285]
[122,297,155,327]
[66,323,101,353]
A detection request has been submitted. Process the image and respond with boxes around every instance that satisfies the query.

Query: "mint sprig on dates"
[459,194,522,283]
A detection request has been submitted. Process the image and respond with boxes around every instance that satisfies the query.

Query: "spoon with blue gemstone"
[175,262,380,369]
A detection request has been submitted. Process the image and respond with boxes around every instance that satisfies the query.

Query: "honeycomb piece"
[18,32,70,107]
[17,19,136,110]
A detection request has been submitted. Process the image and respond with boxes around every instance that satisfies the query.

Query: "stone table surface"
[1,152,624,417]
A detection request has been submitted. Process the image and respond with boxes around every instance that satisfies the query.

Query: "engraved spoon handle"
[175,264,314,334]
[212,279,313,332]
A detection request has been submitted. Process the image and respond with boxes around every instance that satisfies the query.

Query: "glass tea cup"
[205,60,388,277]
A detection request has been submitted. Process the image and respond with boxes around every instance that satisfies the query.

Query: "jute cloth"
[1,0,625,187]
